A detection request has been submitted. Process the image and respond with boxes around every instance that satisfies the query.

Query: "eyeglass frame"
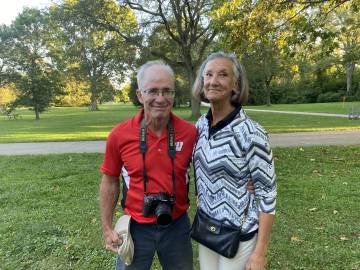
[141,87,176,98]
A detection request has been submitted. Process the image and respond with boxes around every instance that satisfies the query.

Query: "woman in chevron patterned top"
[192,51,277,270]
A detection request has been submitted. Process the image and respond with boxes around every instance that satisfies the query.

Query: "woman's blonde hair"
[192,51,249,106]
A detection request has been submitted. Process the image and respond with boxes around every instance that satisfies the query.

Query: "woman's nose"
[209,75,219,86]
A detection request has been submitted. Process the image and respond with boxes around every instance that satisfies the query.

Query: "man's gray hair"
[137,60,175,90]
[192,51,249,106]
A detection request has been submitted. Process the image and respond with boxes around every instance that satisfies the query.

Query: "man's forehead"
[143,68,174,85]
[144,65,170,75]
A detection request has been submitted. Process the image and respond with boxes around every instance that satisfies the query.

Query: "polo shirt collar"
[134,108,175,127]
[206,105,242,136]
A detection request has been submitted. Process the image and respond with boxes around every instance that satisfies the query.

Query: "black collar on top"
[206,105,242,137]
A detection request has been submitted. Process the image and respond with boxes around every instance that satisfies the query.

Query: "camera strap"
[139,118,176,195]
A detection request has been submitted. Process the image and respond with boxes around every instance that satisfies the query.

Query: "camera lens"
[155,202,172,225]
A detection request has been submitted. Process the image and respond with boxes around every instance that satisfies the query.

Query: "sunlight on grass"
[267,126,360,133]
[0,132,110,141]
[1,102,360,143]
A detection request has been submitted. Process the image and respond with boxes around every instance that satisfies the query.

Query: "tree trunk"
[191,95,201,118]
[90,81,98,111]
[187,68,200,119]
[346,61,355,95]
[265,83,271,106]
[90,94,98,111]
[264,78,272,106]
[35,106,40,120]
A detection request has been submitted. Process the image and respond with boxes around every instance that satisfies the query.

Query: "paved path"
[246,109,350,118]
[269,130,360,147]
[0,130,359,155]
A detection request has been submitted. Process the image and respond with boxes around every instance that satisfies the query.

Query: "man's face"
[136,66,175,121]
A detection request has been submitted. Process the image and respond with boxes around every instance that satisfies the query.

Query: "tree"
[50,0,137,110]
[54,77,91,107]
[124,0,218,118]
[0,8,63,119]
[135,23,194,107]
[212,1,287,105]
[0,83,17,113]
[116,83,131,103]
[212,0,354,105]
[326,2,360,95]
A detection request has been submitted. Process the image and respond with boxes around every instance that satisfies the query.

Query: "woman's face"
[203,58,237,105]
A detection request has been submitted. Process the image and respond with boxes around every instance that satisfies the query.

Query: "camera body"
[143,192,176,225]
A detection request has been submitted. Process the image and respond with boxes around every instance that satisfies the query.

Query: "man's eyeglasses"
[142,88,175,98]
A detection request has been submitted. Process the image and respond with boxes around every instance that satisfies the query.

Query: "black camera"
[143,192,176,225]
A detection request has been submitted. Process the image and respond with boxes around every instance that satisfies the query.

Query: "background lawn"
[1,102,359,143]
[1,145,359,269]
[247,101,360,114]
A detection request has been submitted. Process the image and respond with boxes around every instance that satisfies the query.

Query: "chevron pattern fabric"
[193,109,276,233]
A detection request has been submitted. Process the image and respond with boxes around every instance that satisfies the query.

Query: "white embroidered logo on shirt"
[175,142,183,151]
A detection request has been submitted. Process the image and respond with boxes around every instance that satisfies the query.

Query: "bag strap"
[140,118,176,195]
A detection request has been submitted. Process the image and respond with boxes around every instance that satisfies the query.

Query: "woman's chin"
[206,95,225,104]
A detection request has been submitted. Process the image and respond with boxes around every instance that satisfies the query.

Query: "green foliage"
[127,76,141,107]
[0,83,17,113]
[0,8,64,119]
[0,0,359,114]
[48,0,138,110]
[270,75,349,104]
[212,0,360,106]
[317,92,345,103]
[115,83,130,103]
[54,78,91,107]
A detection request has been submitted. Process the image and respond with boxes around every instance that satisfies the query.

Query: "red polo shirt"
[100,109,197,223]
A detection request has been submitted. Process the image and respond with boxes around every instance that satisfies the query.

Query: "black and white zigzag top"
[193,107,277,233]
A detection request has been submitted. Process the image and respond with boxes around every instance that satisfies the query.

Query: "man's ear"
[136,89,144,104]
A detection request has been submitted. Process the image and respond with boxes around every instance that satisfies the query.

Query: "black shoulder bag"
[190,205,252,258]
[190,167,251,258]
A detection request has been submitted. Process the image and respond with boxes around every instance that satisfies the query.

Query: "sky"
[0,0,54,25]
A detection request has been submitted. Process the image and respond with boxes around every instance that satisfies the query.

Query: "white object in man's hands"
[114,215,134,266]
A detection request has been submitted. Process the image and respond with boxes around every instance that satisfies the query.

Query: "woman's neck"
[210,102,235,127]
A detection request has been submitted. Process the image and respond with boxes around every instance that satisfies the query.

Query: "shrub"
[317,91,345,103]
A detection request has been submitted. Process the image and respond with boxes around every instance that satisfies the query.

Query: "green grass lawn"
[0,102,359,143]
[1,146,359,269]
[246,101,360,114]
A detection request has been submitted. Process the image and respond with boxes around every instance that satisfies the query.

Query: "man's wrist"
[102,224,113,234]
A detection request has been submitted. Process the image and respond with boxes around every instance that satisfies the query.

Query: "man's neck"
[144,115,170,137]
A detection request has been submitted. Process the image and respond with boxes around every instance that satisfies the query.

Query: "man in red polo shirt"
[100,60,197,270]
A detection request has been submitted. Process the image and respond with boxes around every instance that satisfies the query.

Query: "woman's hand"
[245,251,267,270]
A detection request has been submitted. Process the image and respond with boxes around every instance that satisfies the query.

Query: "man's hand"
[100,174,121,253]
[103,229,123,253]
[246,179,255,194]
[245,252,266,270]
